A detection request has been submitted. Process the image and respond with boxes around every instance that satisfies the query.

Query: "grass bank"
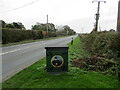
[2,36,118,88]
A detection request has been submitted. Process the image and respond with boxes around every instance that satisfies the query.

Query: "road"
[1,35,77,82]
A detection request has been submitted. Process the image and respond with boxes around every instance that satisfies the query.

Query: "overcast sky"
[0,0,118,33]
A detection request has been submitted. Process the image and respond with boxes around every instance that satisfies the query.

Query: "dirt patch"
[71,55,118,75]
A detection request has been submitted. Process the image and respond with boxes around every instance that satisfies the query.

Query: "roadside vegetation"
[72,32,120,76]
[2,34,119,88]
[2,29,75,45]
[1,20,76,45]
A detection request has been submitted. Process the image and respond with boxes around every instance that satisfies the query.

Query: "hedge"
[2,29,44,44]
[80,32,120,58]
[2,28,76,44]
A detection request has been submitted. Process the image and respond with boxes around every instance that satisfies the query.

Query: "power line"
[0,0,40,14]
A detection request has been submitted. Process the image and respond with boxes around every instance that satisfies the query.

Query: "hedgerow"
[2,28,76,44]
[76,32,120,76]
[2,29,43,44]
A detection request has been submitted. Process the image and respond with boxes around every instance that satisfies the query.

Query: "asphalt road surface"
[1,35,77,82]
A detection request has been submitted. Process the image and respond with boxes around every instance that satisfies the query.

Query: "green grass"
[68,36,89,62]
[2,36,118,88]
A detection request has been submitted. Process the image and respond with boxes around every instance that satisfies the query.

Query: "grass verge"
[2,36,118,88]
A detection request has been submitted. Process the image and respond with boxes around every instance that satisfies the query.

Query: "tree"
[56,25,76,36]
[31,23,55,32]
[62,25,76,35]
[6,24,14,28]
[31,25,40,30]
[48,23,55,31]
[0,20,26,30]
[0,20,6,28]
[109,29,115,32]
[32,23,46,31]
[13,22,20,29]
[12,22,25,29]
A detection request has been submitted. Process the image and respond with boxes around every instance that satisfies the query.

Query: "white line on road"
[0,46,31,55]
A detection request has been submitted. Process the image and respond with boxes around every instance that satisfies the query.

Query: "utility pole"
[117,0,120,32]
[47,14,48,37]
[92,0,106,32]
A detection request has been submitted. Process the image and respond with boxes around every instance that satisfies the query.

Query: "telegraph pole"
[92,0,106,32]
[117,0,120,32]
[47,14,48,37]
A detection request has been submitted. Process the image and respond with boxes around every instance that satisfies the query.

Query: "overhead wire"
[0,0,40,14]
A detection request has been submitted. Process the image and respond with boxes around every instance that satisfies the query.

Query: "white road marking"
[1,41,45,56]
[0,46,31,55]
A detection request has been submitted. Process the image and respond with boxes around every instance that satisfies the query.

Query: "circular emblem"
[51,55,64,67]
